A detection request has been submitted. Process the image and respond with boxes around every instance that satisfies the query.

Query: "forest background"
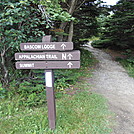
[0,0,134,110]
[0,0,134,133]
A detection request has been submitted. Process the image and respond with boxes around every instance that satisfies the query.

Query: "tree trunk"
[1,49,9,86]
[58,22,67,41]
[58,0,77,41]
[68,21,74,42]
[68,0,76,15]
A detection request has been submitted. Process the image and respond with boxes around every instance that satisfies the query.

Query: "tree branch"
[75,0,86,11]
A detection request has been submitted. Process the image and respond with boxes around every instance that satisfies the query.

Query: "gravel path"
[86,45,134,134]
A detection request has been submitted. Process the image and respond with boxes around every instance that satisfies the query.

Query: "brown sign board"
[15,50,80,61]
[20,42,73,51]
[15,61,80,69]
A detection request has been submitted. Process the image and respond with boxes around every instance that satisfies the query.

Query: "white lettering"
[24,44,55,50]
[46,54,57,59]
[19,55,23,59]
[20,63,34,68]
[42,44,55,49]
[62,53,67,60]
[19,55,46,59]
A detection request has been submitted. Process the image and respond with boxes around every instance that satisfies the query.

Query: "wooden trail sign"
[15,50,80,61]
[15,35,81,130]
[16,61,80,69]
[20,42,73,51]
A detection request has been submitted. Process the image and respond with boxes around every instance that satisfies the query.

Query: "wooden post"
[43,36,56,130]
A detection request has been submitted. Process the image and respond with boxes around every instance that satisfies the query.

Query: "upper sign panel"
[20,42,73,51]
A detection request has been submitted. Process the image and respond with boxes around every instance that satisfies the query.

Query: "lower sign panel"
[16,61,80,69]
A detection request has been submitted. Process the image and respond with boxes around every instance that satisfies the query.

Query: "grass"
[0,90,112,134]
[105,48,134,78]
[0,81,113,134]
[0,49,113,134]
[79,36,100,42]
[121,62,134,78]
[127,64,134,77]
[116,58,134,78]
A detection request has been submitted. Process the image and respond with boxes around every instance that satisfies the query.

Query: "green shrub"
[116,57,134,78]
[91,39,112,48]
[2,49,96,107]
[16,81,46,106]
[0,84,7,99]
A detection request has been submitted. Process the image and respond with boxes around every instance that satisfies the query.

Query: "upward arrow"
[61,43,66,50]
[67,62,73,68]
[67,53,73,60]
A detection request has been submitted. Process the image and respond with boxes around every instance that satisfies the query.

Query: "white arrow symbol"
[67,53,73,60]
[67,62,73,68]
[61,43,66,49]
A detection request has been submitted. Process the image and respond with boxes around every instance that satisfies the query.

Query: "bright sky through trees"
[103,0,119,5]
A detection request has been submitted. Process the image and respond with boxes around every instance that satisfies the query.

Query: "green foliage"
[0,0,75,87]
[53,48,96,92]
[54,69,81,91]
[0,1,46,86]
[116,49,134,77]
[0,0,100,108]
[0,84,7,99]
[80,48,96,67]
[88,36,100,41]
[73,0,103,47]
[6,80,46,107]
[0,1,45,45]
[39,0,74,27]
[118,58,134,78]
[92,39,112,48]
[0,49,96,107]
[0,90,112,133]
[46,6,74,22]
[0,0,105,88]
[96,0,134,49]
[17,81,46,106]
[54,77,70,91]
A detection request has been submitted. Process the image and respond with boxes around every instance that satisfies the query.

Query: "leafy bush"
[5,81,46,107]
[116,55,134,78]
[121,61,134,78]
[0,1,46,86]
[97,0,134,49]
[0,0,76,87]
[91,39,112,48]
[80,48,96,67]
[0,84,7,99]
[17,81,46,106]
[123,49,134,64]
[0,49,95,107]
[54,77,70,91]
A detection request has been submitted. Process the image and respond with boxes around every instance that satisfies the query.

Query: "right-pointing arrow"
[67,62,73,68]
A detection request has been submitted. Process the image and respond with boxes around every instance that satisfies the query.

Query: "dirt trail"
[86,45,134,134]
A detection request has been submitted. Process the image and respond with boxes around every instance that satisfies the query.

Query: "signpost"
[15,35,80,130]
[43,36,56,130]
